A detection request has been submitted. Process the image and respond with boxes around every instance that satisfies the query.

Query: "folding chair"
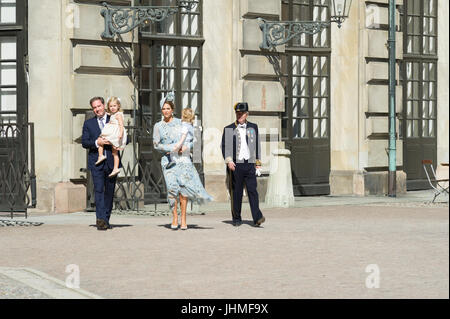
[422,160,449,203]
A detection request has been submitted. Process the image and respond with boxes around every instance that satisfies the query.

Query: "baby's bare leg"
[112,148,119,170]
[98,145,104,158]
[95,145,106,165]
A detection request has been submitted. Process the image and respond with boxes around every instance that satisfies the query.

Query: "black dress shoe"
[255,216,265,226]
[96,219,108,231]
[232,221,242,227]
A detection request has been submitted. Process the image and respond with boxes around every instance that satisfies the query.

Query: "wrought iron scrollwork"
[111,125,167,212]
[0,122,36,218]
[178,0,199,11]
[258,18,331,50]
[101,0,199,39]
[101,2,178,39]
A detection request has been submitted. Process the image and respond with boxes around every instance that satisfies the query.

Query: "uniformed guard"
[220,102,265,227]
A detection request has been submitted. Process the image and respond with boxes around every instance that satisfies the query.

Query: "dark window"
[0,0,27,126]
[281,0,330,48]
[287,54,330,140]
[139,0,202,37]
[135,0,204,201]
[281,0,331,143]
[0,0,30,213]
[138,43,202,130]
[281,0,331,195]
[402,0,438,189]
[403,0,438,139]
[405,0,437,56]
[404,61,437,139]
[138,0,203,128]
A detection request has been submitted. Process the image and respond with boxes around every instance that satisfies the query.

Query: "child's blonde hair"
[106,97,122,113]
[182,108,194,124]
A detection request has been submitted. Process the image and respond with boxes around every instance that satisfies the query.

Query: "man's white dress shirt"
[95,113,108,153]
[237,123,250,161]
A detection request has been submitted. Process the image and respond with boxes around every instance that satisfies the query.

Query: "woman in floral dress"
[153,93,213,230]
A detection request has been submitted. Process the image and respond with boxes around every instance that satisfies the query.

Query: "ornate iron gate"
[114,124,168,210]
[83,121,169,212]
[0,122,36,217]
[84,122,203,212]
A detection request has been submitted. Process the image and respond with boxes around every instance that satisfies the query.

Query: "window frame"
[402,0,438,141]
[137,41,203,131]
[138,0,203,39]
[281,0,332,144]
[404,0,438,57]
[0,0,27,126]
[281,0,331,49]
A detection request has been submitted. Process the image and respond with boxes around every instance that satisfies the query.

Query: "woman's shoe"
[166,161,176,169]
[180,225,187,230]
[171,224,179,230]
[108,169,120,178]
[95,155,106,165]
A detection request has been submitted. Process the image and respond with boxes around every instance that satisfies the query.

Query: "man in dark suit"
[82,96,120,231]
[221,102,265,227]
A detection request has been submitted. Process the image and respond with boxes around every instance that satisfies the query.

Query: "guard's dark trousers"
[231,162,263,223]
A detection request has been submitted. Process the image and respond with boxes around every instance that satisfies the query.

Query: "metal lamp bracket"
[258,18,331,50]
[101,0,199,39]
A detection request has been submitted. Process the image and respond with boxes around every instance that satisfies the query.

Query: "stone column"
[265,149,295,207]
[28,0,64,211]
[330,0,406,196]
[202,0,234,202]
[437,1,449,166]
[329,0,362,195]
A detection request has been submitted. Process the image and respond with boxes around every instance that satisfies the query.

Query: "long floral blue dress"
[153,117,213,209]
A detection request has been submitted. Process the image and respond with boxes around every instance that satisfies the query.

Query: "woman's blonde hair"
[181,108,194,124]
[106,97,122,113]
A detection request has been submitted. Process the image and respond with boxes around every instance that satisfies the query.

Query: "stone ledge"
[240,0,281,20]
[330,170,407,196]
[204,174,268,203]
[55,182,87,214]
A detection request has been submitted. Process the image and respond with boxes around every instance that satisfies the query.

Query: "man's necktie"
[98,117,107,158]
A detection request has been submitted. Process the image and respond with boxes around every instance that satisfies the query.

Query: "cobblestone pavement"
[0,274,51,299]
[0,199,448,299]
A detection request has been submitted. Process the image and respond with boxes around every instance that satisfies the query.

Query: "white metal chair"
[422,160,449,203]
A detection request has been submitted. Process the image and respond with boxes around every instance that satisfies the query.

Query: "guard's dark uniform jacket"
[220,121,264,224]
[221,121,262,166]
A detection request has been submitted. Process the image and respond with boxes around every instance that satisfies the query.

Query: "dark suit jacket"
[81,115,122,170]
[221,121,261,166]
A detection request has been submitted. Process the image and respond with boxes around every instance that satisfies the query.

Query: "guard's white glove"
[255,168,262,177]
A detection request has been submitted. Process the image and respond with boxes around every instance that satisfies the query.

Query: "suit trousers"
[91,164,116,223]
[231,162,263,223]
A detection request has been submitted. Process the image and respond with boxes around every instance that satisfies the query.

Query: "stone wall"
[29,0,136,212]
[330,0,406,195]
[437,1,449,165]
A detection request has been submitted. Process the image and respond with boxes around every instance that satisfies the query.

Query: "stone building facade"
[0,0,448,213]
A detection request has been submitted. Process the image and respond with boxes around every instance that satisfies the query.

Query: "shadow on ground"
[158,224,214,230]
[88,224,133,229]
[222,220,263,228]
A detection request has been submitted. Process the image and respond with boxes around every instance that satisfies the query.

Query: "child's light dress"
[181,122,194,145]
[101,112,127,150]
